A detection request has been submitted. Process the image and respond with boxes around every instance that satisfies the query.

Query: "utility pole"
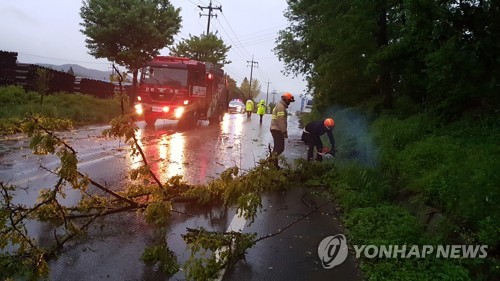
[198,0,222,35]
[271,89,277,104]
[265,79,270,105]
[246,55,258,99]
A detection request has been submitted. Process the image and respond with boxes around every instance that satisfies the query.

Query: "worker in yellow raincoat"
[245,99,254,118]
[256,99,266,124]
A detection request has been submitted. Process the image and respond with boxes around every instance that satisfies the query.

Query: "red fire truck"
[134,56,227,128]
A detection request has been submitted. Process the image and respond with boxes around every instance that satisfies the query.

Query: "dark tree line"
[275,0,500,118]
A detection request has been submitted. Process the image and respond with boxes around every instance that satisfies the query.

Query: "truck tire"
[145,113,157,126]
[178,111,197,130]
[208,107,223,126]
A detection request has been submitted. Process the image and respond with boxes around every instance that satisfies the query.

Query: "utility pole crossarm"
[246,55,259,99]
[198,0,222,35]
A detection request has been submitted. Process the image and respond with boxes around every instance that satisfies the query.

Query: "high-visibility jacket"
[257,101,266,115]
[270,100,288,133]
[245,100,254,111]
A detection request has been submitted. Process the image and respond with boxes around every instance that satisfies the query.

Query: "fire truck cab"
[134,56,227,128]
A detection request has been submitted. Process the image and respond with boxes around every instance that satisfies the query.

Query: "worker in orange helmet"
[301,117,336,162]
[269,92,295,169]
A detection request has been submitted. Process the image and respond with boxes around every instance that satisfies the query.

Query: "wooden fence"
[0,50,115,98]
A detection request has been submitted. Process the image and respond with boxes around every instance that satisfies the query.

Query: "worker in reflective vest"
[256,99,266,124]
[269,92,295,169]
[245,99,254,118]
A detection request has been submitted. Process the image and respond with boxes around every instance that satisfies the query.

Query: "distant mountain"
[37,63,112,81]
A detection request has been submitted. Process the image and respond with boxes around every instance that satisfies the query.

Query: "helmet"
[324,118,335,129]
[260,99,265,104]
[281,92,295,102]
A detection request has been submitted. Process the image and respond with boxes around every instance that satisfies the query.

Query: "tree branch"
[254,200,331,243]
[131,133,164,189]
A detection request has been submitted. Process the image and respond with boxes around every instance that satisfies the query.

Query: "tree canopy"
[80,0,181,87]
[239,77,262,100]
[275,0,500,117]
[169,34,231,66]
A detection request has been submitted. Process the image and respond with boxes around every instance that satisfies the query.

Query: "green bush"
[361,258,471,281]
[373,113,435,150]
[327,110,499,280]
[326,161,390,211]
[0,86,38,105]
[0,86,127,134]
[0,117,23,135]
[344,205,422,245]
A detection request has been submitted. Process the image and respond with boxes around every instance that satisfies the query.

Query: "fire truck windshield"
[142,67,187,87]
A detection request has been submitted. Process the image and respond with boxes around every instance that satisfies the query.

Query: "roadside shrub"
[373,113,435,149]
[0,86,38,105]
[0,86,126,134]
[43,93,123,124]
[298,108,321,127]
[326,161,390,212]
[325,110,499,280]
[0,117,22,135]
[361,258,471,281]
[372,113,436,168]
[344,205,422,245]
[390,128,499,248]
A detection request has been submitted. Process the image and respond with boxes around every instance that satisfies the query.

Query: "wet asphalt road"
[0,113,362,281]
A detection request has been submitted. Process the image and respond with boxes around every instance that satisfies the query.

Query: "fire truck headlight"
[174,107,184,119]
[183,100,189,105]
[162,106,170,112]
[134,104,143,115]
[137,96,142,101]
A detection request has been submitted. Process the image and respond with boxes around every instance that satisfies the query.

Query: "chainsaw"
[317,147,337,156]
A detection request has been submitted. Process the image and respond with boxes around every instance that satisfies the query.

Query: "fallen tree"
[0,114,332,280]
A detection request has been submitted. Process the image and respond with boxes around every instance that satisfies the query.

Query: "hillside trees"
[276,0,500,117]
[226,76,242,101]
[79,0,181,105]
[239,77,262,100]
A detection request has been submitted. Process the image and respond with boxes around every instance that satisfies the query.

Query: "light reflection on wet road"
[132,113,305,185]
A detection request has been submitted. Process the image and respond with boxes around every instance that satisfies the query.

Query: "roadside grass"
[303,109,500,280]
[0,85,128,135]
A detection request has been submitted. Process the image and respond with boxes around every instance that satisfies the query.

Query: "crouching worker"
[301,118,336,162]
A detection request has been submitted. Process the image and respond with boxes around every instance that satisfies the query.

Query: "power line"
[219,13,252,58]
[232,31,280,45]
[213,18,249,61]
[198,0,222,35]
[16,52,109,66]
[223,65,245,82]
[186,0,202,6]
[232,35,278,48]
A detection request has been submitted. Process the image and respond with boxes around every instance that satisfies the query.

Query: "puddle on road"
[127,113,255,185]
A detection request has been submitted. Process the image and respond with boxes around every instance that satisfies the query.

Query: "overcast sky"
[0,0,308,99]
